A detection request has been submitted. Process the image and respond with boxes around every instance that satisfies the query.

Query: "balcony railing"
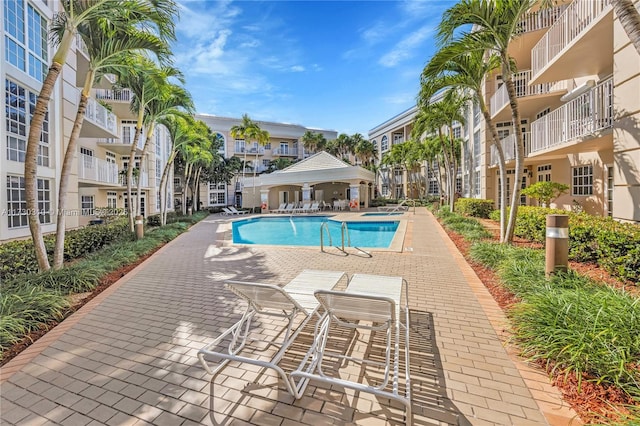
[75,34,89,57]
[490,132,531,166]
[84,97,117,133]
[529,77,613,153]
[518,4,570,34]
[272,148,298,156]
[490,70,572,116]
[119,170,149,187]
[94,88,133,103]
[532,0,612,77]
[234,147,265,155]
[78,153,119,184]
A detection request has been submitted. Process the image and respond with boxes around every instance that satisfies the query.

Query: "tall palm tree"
[24,0,177,271]
[117,57,183,231]
[438,0,534,240]
[354,138,378,168]
[52,25,169,268]
[252,127,270,187]
[300,130,319,155]
[613,0,640,55]
[230,114,259,185]
[421,46,510,240]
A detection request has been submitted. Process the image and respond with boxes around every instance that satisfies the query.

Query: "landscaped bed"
[435,207,640,424]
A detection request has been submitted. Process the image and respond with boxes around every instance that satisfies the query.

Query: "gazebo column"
[302,183,311,204]
[349,183,360,211]
[260,189,269,213]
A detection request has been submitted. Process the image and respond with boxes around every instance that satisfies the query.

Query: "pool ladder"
[320,222,371,257]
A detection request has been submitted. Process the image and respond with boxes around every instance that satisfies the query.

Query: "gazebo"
[240,152,375,212]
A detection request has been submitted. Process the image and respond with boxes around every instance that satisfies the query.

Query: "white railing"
[77,153,119,184]
[84,97,117,133]
[490,132,531,166]
[272,148,298,156]
[529,77,613,153]
[490,70,573,116]
[94,88,133,102]
[119,170,149,187]
[532,0,612,77]
[234,147,265,155]
[75,34,89,57]
[518,4,570,33]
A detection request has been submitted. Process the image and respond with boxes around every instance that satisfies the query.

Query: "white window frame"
[572,165,593,196]
[81,195,94,216]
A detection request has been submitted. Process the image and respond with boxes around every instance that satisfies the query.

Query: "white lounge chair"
[309,202,320,213]
[272,203,287,213]
[198,270,348,411]
[228,206,249,215]
[377,199,409,213]
[290,273,412,424]
[294,203,311,213]
[221,207,234,216]
[280,203,295,214]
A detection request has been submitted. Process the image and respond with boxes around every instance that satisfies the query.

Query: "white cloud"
[290,65,305,72]
[379,25,434,67]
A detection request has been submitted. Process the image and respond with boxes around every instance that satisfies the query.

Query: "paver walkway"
[1,208,582,425]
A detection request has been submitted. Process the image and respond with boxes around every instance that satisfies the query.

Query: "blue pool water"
[232,216,399,248]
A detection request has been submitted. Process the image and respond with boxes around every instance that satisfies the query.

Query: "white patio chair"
[290,273,412,424]
[229,206,249,215]
[294,203,311,213]
[309,202,320,213]
[272,203,287,213]
[198,270,348,404]
[221,207,234,215]
[377,199,409,213]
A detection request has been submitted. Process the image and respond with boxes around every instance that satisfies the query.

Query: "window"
[381,135,388,152]
[235,139,245,153]
[452,126,461,139]
[280,142,289,154]
[537,164,551,182]
[264,142,271,150]
[208,182,226,206]
[6,175,50,228]
[80,147,93,168]
[107,191,117,209]
[262,159,270,168]
[81,195,94,216]
[5,79,49,165]
[572,165,593,196]
[3,1,48,81]
[393,133,403,145]
[156,158,161,180]
[155,130,162,156]
[473,131,481,158]
[536,108,550,120]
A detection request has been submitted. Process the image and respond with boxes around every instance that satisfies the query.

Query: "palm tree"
[230,114,259,185]
[52,24,169,268]
[421,46,510,240]
[438,0,533,240]
[117,57,183,231]
[613,0,640,55]
[24,0,177,271]
[252,127,270,188]
[300,130,319,155]
[354,138,378,168]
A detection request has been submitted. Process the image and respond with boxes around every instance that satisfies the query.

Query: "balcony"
[234,147,265,155]
[490,133,531,166]
[531,0,613,85]
[529,77,613,154]
[490,70,571,120]
[518,4,570,34]
[77,154,119,185]
[119,170,149,188]
[272,147,298,157]
[94,88,135,119]
[97,138,145,155]
[81,97,118,138]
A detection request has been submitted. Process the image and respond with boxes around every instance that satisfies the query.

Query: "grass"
[0,212,208,359]
[438,209,640,420]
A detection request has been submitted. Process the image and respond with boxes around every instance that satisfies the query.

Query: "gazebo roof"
[256,151,374,187]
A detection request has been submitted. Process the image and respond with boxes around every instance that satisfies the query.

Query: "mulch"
[443,220,639,423]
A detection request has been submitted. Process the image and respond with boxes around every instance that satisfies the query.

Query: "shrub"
[455,198,495,218]
[520,181,569,207]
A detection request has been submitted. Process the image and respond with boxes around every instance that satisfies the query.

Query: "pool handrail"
[319,221,332,252]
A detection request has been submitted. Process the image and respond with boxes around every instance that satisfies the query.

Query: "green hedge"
[0,219,131,281]
[489,206,640,282]
[455,198,495,218]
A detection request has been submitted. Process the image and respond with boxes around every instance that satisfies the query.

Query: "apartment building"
[1,0,172,243]
[193,114,337,208]
[370,0,640,223]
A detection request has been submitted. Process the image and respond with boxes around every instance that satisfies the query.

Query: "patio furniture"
[290,273,412,424]
[197,269,348,399]
[377,199,409,213]
[294,203,311,213]
[272,203,287,213]
[221,207,234,215]
[229,206,249,215]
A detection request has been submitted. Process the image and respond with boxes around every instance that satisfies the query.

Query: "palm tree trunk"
[135,124,155,226]
[24,32,74,271]
[182,163,191,215]
[53,72,95,268]
[127,127,143,232]
[502,59,526,243]
[614,0,640,56]
[479,99,508,241]
[159,151,176,225]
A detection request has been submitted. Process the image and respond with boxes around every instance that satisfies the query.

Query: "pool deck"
[0,208,582,425]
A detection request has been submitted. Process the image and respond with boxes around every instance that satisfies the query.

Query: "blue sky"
[173,1,454,137]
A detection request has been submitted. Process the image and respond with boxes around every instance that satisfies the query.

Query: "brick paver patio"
[1,208,582,425]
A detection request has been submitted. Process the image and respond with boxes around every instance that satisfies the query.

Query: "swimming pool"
[232,216,399,248]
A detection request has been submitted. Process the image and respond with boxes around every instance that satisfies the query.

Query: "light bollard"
[135,215,144,240]
[545,214,569,278]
